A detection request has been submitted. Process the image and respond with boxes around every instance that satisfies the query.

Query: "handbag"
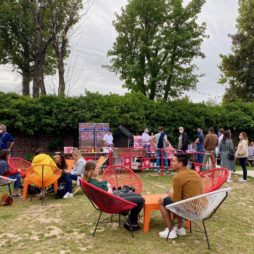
[227,140,235,160]
[1,194,13,206]
[227,152,235,160]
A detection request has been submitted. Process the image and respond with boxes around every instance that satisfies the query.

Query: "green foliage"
[0,0,83,97]
[2,92,254,146]
[106,0,207,101]
[219,0,254,102]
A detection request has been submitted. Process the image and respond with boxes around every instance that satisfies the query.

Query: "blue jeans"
[8,173,21,190]
[196,151,204,164]
[65,174,78,193]
[156,149,168,172]
[143,144,151,157]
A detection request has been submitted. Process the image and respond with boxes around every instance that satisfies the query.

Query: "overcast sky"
[0,0,239,103]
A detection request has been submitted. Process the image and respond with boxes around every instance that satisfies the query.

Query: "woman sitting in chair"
[63,148,86,199]
[54,153,67,185]
[0,149,21,197]
[84,160,144,232]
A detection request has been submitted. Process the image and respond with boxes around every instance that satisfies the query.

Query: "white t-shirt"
[141,132,150,145]
[103,133,113,146]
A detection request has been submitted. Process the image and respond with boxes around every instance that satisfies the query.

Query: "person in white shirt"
[141,128,150,152]
[103,129,114,148]
[64,148,86,199]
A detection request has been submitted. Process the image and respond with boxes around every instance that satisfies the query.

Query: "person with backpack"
[153,126,170,174]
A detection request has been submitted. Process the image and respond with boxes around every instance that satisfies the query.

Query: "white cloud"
[0,0,239,102]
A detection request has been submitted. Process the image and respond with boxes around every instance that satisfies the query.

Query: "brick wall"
[11,131,78,157]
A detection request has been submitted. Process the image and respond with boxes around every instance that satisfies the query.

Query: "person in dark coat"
[178,127,188,152]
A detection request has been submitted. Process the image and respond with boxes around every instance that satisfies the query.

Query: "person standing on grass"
[235,132,248,182]
[153,126,170,174]
[159,153,204,239]
[141,127,150,153]
[202,127,218,171]
[0,124,15,153]
[195,127,205,164]
[219,130,235,182]
[178,127,188,152]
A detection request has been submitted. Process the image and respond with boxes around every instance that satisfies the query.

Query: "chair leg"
[8,183,12,196]
[202,220,211,249]
[93,211,102,237]
[190,221,192,234]
[53,181,58,193]
[22,180,29,200]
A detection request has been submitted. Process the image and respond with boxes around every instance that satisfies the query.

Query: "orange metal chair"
[66,159,75,172]
[22,164,62,199]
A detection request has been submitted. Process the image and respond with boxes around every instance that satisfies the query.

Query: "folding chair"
[0,176,16,195]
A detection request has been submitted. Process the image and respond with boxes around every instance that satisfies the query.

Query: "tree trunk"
[32,0,46,97]
[163,44,177,101]
[58,52,65,96]
[149,79,156,100]
[21,70,31,96]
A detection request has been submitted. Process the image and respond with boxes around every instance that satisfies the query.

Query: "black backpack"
[56,183,67,199]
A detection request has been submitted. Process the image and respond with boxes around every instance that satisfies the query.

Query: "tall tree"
[48,0,83,96]
[219,0,254,102]
[0,0,34,96]
[106,0,207,100]
[0,0,84,97]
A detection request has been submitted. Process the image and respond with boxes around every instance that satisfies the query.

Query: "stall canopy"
[113,126,133,148]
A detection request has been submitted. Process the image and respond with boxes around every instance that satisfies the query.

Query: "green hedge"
[1,91,254,146]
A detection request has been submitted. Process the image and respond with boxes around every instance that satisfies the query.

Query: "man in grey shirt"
[153,126,170,174]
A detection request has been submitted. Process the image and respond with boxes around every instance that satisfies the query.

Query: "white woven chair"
[0,176,16,195]
[166,187,231,249]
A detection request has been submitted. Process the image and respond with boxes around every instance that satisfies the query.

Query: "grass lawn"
[0,169,254,254]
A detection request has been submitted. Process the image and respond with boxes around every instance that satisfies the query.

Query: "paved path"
[234,170,254,177]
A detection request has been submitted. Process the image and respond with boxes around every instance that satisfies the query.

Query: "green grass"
[0,171,254,254]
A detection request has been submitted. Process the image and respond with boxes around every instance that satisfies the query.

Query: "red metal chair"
[8,157,31,178]
[200,167,229,193]
[102,165,142,194]
[80,179,137,236]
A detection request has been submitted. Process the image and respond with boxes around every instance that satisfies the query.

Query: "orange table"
[143,194,164,233]
[142,194,190,233]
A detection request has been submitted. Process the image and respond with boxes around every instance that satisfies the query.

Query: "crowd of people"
[140,126,251,182]
[0,123,252,239]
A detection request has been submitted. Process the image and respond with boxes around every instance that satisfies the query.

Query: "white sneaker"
[159,227,177,239]
[238,179,247,182]
[175,227,186,236]
[159,228,169,236]
[63,192,73,199]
